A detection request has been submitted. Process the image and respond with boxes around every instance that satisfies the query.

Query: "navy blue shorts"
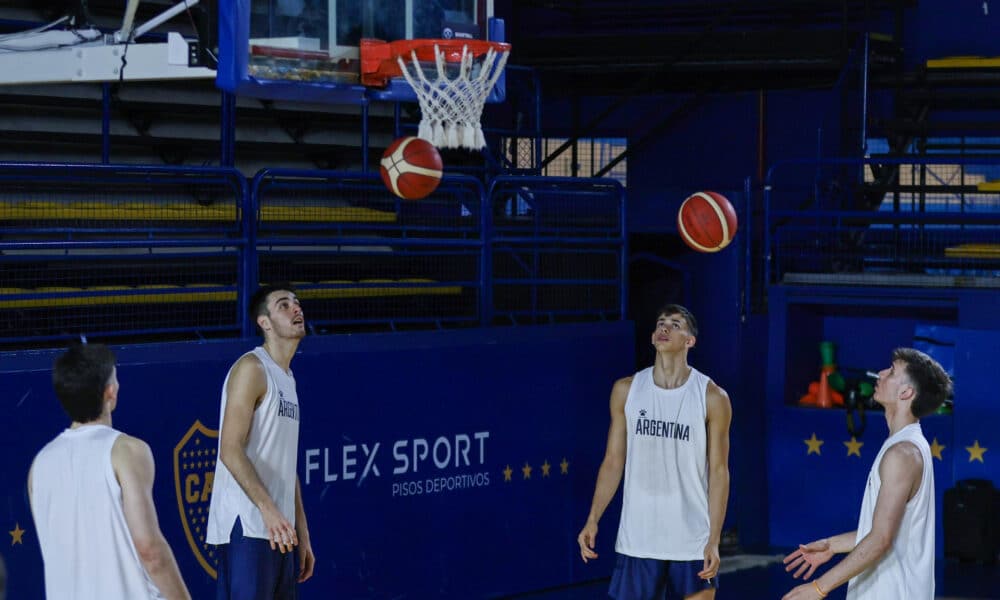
[214,518,298,600]
[608,553,718,600]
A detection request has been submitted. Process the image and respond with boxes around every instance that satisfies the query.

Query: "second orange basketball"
[379,136,443,200]
[677,191,738,253]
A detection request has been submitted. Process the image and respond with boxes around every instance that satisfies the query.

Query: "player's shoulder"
[880,439,925,474]
[705,379,730,402]
[229,350,268,383]
[885,438,924,461]
[110,433,155,472]
[112,432,152,457]
[232,349,265,371]
[612,375,635,395]
[609,375,634,409]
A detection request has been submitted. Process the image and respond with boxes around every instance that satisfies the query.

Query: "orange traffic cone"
[816,370,833,408]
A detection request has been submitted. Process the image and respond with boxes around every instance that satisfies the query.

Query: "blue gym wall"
[1,323,634,599]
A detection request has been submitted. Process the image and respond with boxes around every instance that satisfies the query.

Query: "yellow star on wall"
[541,460,551,477]
[930,438,945,461]
[9,522,25,545]
[560,458,570,474]
[966,440,988,463]
[522,462,533,479]
[844,437,864,457]
[804,433,824,456]
[502,465,513,482]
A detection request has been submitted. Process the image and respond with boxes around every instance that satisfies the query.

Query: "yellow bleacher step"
[944,244,1000,259]
[0,280,460,309]
[926,56,1000,69]
[0,202,396,223]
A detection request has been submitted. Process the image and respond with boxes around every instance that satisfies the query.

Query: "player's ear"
[686,335,696,349]
[257,314,271,333]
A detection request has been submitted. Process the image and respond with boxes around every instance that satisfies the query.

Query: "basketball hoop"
[360,39,510,151]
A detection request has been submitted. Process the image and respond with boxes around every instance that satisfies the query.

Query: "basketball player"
[28,343,191,599]
[578,304,732,600]
[782,347,951,600]
[207,283,315,599]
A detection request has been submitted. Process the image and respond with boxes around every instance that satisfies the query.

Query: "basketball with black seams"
[677,191,739,252]
[379,136,444,200]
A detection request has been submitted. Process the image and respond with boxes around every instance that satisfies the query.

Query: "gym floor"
[499,555,1000,599]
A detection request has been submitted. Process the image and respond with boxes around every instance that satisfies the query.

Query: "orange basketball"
[677,191,738,253]
[379,136,443,200]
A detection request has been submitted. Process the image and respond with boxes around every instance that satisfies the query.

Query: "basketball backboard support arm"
[0,0,215,85]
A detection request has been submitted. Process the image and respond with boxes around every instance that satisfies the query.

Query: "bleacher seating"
[0,164,626,347]
[765,157,1000,286]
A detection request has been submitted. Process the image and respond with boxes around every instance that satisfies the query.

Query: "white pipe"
[116,0,141,42]
[133,0,200,41]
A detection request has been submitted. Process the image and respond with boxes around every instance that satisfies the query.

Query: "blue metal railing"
[488,176,627,324]
[764,157,1000,286]
[0,163,626,346]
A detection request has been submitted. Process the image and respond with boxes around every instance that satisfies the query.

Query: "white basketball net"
[397,44,509,150]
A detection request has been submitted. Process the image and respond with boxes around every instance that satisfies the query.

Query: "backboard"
[219,0,502,104]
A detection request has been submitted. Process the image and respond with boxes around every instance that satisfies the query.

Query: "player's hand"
[297,540,315,582]
[782,581,825,600]
[262,504,298,554]
[783,538,833,580]
[698,542,720,580]
[577,520,599,563]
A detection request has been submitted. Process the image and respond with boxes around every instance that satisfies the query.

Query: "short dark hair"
[894,347,953,418]
[250,283,297,336]
[52,343,116,423]
[655,303,699,338]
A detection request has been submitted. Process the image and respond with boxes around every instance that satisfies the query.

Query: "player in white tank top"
[782,348,952,600]
[28,344,190,600]
[205,284,316,596]
[577,304,733,599]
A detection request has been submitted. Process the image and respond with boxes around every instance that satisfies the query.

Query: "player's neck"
[884,404,917,436]
[652,354,691,389]
[263,338,299,373]
[71,413,112,429]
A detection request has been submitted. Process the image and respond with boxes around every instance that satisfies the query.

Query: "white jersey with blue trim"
[847,422,935,600]
[207,346,301,543]
[615,366,711,560]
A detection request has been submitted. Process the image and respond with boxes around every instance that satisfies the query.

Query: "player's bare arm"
[294,475,315,582]
[782,442,922,600]
[26,462,34,511]
[113,434,191,600]
[578,375,631,563]
[218,353,298,553]
[699,381,732,581]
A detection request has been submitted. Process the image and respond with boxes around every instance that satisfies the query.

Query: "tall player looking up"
[578,304,732,600]
[782,347,952,600]
[207,283,315,599]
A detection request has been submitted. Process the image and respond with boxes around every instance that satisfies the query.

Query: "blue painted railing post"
[241,171,259,337]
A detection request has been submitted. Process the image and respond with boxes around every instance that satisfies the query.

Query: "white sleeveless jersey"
[615,366,712,560]
[847,422,935,600]
[30,424,164,599]
[207,347,301,543]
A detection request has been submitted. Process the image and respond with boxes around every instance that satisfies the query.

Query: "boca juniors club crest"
[174,420,219,579]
